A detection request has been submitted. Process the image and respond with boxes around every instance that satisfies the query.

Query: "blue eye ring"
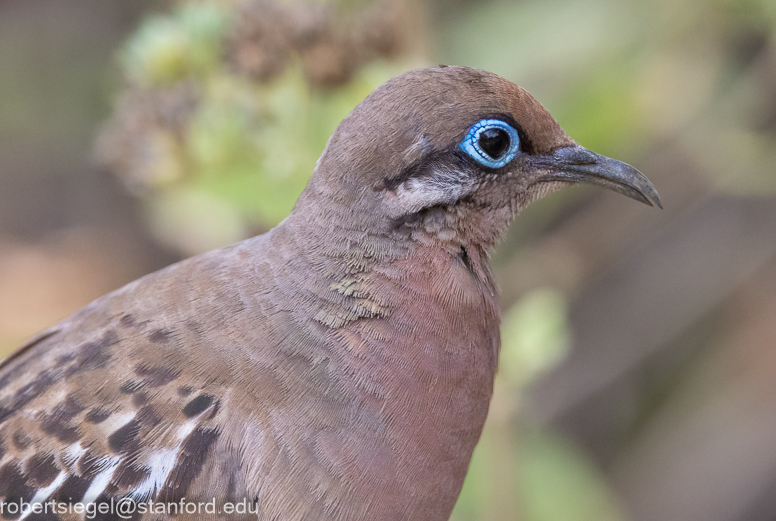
[459,118,521,169]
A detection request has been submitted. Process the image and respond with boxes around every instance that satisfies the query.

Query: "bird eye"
[459,118,520,169]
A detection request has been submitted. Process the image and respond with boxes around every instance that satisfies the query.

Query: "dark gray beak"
[533,145,662,208]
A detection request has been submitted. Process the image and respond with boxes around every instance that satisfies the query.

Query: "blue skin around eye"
[459,118,521,169]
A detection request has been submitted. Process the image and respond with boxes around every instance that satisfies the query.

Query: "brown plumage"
[0,67,659,520]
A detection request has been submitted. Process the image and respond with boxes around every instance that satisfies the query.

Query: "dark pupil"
[478,128,510,159]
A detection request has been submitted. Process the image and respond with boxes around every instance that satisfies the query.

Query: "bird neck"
[276,187,500,330]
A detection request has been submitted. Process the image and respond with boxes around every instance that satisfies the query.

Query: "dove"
[0,66,660,521]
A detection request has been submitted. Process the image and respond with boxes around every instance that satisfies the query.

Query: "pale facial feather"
[384,166,477,218]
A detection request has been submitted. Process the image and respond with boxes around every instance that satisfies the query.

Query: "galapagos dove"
[0,66,660,521]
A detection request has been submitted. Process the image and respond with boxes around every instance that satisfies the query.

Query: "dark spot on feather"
[134,363,179,387]
[27,453,60,487]
[132,392,148,407]
[85,407,112,424]
[17,370,56,400]
[40,396,84,443]
[66,330,119,378]
[182,394,214,418]
[41,421,80,444]
[158,427,219,502]
[177,385,194,397]
[119,314,135,328]
[458,245,474,274]
[226,471,239,501]
[0,373,13,392]
[137,405,162,427]
[81,330,119,363]
[0,439,5,460]
[63,395,84,414]
[12,430,31,449]
[56,352,76,365]
[108,419,141,453]
[206,400,221,420]
[149,329,172,343]
[186,320,206,335]
[113,460,150,489]
[78,449,101,479]
[119,381,143,394]
[0,371,57,423]
[0,462,35,509]
[53,474,92,502]
[0,331,58,393]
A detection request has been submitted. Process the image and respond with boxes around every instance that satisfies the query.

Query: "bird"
[0,66,660,521]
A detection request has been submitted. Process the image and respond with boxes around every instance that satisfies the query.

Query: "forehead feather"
[352,67,572,155]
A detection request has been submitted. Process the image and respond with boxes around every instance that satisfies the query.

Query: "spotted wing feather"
[0,242,265,521]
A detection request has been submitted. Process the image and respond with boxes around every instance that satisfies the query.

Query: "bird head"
[300,66,661,249]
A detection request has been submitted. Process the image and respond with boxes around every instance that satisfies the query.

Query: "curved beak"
[532,145,662,208]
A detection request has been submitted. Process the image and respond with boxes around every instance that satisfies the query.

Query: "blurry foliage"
[97,0,426,255]
[456,423,626,521]
[499,289,571,388]
[122,3,228,87]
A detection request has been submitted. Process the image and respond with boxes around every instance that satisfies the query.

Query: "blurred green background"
[2,0,776,519]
